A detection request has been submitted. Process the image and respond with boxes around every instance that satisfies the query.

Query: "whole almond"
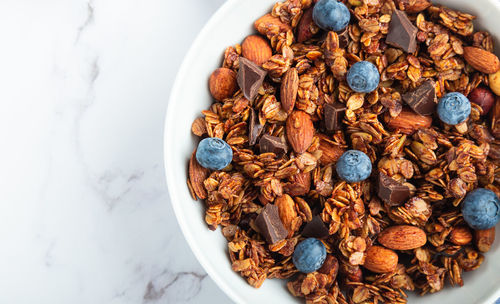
[276,194,300,236]
[188,150,209,200]
[254,14,292,36]
[396,0,431,13]
[378,225,427,250]
[317,134,346,165]
[280,68,299,114]
[242,35,273,66]
[463,47,500,74]
[296,7,316,43]
[364,245,398,273]
[475,227,495,253]
[385,108,432,134]
[286,110,314,154]
[449,226,473,245]
[209,68,238,101]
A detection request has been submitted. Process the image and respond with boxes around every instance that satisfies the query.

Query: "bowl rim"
[164,0,500,303]
[164,0,247,302]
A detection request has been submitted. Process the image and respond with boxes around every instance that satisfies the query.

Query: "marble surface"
[0,0,232,303]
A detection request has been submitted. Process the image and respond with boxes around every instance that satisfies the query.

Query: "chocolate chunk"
[337,28,350,49]
[302,215,330,238]
[259,134,288,155]
[386,10,417,53]
[248,108,264,146]
[377,172,410,206]
[237,57,267,101]
[402,80,437,116]
[255,204,288,244]
[324,102,346,131]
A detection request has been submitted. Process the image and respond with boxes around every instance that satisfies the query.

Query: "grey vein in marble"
[75,1,95,43]
[0,0,232,303]
[143,271,207,303]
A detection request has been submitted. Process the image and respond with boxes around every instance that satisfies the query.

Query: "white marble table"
[0,0,232,303]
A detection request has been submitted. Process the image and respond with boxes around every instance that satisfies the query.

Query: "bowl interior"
[165,0,500,303]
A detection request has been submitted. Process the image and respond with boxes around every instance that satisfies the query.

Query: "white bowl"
[165,0,500,303]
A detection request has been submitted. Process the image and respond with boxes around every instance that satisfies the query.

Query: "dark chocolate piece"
[337,28,350,49]
[324,102,346,131]
[402,80,437,116]
[248,108,264,146]
[386,10,417,53]
[237,57,267,101]
[302,215,330,238]
[255,204,288,244]
[377,172,410,206]
[259,134,288,155]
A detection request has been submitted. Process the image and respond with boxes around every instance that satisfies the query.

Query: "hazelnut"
[468,87,495,115]
[208,68,238,101]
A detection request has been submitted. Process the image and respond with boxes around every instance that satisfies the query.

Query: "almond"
[286,110,314,154]
[378,225,427,250]
[242,35,273,66]
[254,14,292,36]
[474,227,495,253]
[463,46,500,74]
[296,7,316,43]
[364,245,398,273]
[449,226,473,245]
[396,0,431,13]
[188,150,209,200]
[317,134,346,165]
[385,108,432,134]
[275,194,301,236]
[209,68,238,101]
[284,171,311,196]
[280,68,299,114]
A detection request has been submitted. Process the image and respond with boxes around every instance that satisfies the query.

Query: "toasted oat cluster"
[187,0,500,302]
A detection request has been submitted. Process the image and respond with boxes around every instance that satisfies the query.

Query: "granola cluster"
[187,0,499,302]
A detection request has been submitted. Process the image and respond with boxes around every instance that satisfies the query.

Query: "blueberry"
[437,92,471,125]
[292,238,327,273]
[312,0,350,32]
[336,150,372,182]
[195,137,233,170]
[462,188,500,230]
[346,61,380,93]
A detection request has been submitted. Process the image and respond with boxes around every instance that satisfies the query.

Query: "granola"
[188,0,499,302]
